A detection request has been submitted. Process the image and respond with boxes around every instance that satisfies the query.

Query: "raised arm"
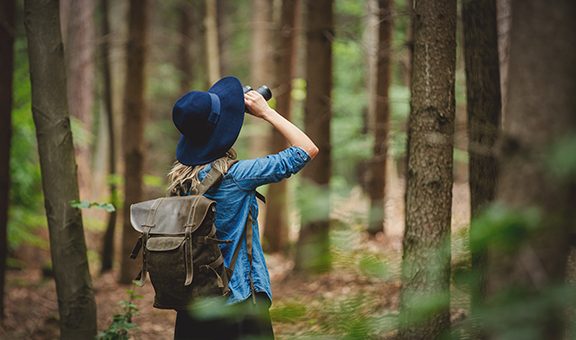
[244,91,319,159]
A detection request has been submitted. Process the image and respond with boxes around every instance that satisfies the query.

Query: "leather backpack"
[129,161,254,310]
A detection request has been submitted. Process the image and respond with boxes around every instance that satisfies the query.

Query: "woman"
[168,76,318,339]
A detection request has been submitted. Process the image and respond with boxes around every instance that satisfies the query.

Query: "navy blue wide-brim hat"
[172,76,245,166]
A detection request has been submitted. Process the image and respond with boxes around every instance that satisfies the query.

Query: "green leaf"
[69,200,116,212]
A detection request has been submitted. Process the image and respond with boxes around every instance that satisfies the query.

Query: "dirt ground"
[0,179,470,339]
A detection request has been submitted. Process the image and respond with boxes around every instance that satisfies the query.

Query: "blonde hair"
[167,149,237,196]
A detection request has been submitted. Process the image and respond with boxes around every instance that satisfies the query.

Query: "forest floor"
[0,180,471,339]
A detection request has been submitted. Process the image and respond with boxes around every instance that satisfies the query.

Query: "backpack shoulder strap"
[193,159,238,195]
[228,211,257,303]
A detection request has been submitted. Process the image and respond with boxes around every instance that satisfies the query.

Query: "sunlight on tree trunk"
[496,0,511,121]
[248,0,273,161]
[61,0,96,201]
[205,0,221,85]
[398,0,456,338]
[24,0,97,336]
[366,0,393,236]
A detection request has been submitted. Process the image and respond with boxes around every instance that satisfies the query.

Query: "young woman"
[168,76,318,339]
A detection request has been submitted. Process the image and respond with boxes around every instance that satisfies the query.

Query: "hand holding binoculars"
[242,85,272,101]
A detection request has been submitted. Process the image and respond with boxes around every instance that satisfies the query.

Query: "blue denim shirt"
[198,146,311,304]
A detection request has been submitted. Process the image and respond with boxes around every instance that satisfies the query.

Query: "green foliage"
[296,180,331,225]
[9,37,45,249]
[470,203,542,254]
[270,301,308,323]
[69,200,116,212]
[143,175,165,189]
[332,33,371,191]
[97,288,142,340]
[546,134,576,180]
[358,254,389,279]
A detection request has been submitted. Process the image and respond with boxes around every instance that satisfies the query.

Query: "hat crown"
[173,91,219,142]
[172,76,245,166]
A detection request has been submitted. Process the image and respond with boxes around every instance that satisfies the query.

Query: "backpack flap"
[146,236,185,251]
[130,195,216,235]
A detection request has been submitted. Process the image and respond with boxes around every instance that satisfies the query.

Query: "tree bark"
[178,0,193,93]
[398,0,456,338]
[0,0,15,321]
[294,0,333,274]
[496,0,511,120]
[461,0,501,331]
[248,0,274,160]
[99,0,117,274]
[264,0,299,253]
[366,0,393,236]
[250,0,274,87]
[485,0,576,338]
[24,0,97,337]
[61,0,96,200]
[205,0,221,85]
[119,0,148,284]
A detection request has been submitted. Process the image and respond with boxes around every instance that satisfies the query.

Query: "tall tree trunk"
[496,0,511,120]
[398,0,456,338]
[99,0,117,274]
[0,0,15,321]
[366,0,393,236]
[205,0,220,85]
[24,0,97,337]
[178,0,193,94]
[294,0,333,274]
[61,0,96,200]
[264,0,299,253]
[485,0,576,338]
[402,0,414,88]
[462,0,501,331]
[119,0,148,284]
[248,0,273,160]
[250,0,274,86]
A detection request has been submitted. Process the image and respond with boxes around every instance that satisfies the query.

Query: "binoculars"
[242,85,272,101]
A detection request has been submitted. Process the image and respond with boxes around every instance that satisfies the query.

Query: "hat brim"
[176,76,245,166]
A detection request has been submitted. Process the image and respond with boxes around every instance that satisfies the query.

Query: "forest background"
[1,0,575,339]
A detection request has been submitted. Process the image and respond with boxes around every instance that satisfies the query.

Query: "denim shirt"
[197,146,311,304]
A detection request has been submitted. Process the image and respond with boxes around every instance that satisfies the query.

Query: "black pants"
[174,294,274,340]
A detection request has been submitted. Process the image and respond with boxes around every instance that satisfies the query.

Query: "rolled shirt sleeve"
[231,146,311,191]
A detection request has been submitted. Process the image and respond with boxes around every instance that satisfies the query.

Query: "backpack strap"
[133,198,163,287]
[192,159,238,195]
[228,211,257,303]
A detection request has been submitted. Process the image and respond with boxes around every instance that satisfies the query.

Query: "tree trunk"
[0,0,15,321]
[294,0,333,274]
[119,0,148,284]
[264,0,299,253]
[485,0,576,338]
[248,0,274,160]
[366,0,393,236]
[496,0,511,120]
[178,0,193,93]
[250,0,273,87]
[461,0,501,332]
[99,0,117,274]
[398,0,456,338]
[61,0,96,200]
[24,0,97,337]
[205,0,220,85]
